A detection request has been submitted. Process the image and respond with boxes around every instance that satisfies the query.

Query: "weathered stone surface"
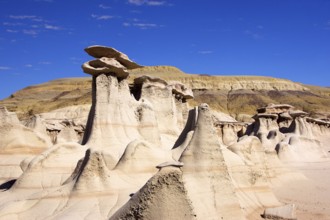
[170,81,194,100]
[257,104,294,114]
[1,47,330,220]
[82,58,129,78]
[83,45,142,78]
[156,161,184,169]
[134,75,168,86]
[110,168,196,220]
[279,112,293,120]
[253,113,278,120]
[0,106,20,125]
[85,45,142,69]
[180,103,245,220]
[262,204,297,220]
[289,110,308,118]
[306,117,330,126]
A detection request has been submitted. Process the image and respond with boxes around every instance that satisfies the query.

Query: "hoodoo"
[0,46,330,220]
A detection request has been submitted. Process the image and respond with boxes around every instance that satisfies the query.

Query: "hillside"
[1,65,330,120]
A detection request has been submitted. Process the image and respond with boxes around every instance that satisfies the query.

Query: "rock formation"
[0,106,51,186]
[23,105,90,144]
[111,166,196,220]
[179,103,246,219]
[0,46,330,220]
[249,104,329,162]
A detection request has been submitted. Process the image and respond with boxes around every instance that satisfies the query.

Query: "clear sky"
[1,0,330,100]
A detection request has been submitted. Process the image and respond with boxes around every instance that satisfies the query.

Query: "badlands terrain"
[0,45,330,220]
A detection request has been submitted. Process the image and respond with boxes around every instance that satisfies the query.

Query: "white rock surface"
[0,46,330,220]
[263,204,297,220]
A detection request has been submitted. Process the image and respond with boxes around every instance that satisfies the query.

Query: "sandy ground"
[273,159,330,220]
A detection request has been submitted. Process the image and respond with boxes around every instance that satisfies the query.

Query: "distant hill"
[1,65,330,120]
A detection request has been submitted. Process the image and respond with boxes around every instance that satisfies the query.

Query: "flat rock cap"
[156,161,184,169]
[134,75,168,86]
[85,45,142,69]
[253,113,278,120]
[289,110,308,118]
[170,82,194,99]
[82,58,129,78]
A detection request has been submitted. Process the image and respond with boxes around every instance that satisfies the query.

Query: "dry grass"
[1,77,91,119]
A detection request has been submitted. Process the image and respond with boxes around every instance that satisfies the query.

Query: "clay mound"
[115,140,172,173]
[180,103,245,219]
[11,142,86,190]
[0,124,49,154]
[0,107,51,184]
[111,166,196,220]
[68,148,112,192]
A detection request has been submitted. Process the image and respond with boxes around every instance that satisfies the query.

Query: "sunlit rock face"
[179,103,246,220]
[81,46,193,168]
[0,46,329,220]
[0,106,51,185]
[245,103,330,162]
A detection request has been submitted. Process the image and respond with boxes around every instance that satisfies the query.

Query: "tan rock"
[170,81,194,100]
[156,161,184,169]
[0,106,20,125]
[180,103,245,219]
[1,46,330,220]
[82,58,129,78]
[84,45,142,69]
[257,104,294,114]
[289,109,308,118]
[110,167,196,220]
[262,204,297,220]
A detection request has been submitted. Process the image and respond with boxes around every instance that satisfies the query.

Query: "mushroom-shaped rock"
[170,82,194,100]
[134,75,168,87]
[82,58,129,78]
[253,113,278,120]
[156,161,184,169]
[214,121,247,127]
[279,112,293,120]
[289,110,308,118]
[85,45,142,69]
[306,117,330,126]
[257,103,294,114]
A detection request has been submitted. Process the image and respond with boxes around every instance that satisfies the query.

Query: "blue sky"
[0,0,330,99]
